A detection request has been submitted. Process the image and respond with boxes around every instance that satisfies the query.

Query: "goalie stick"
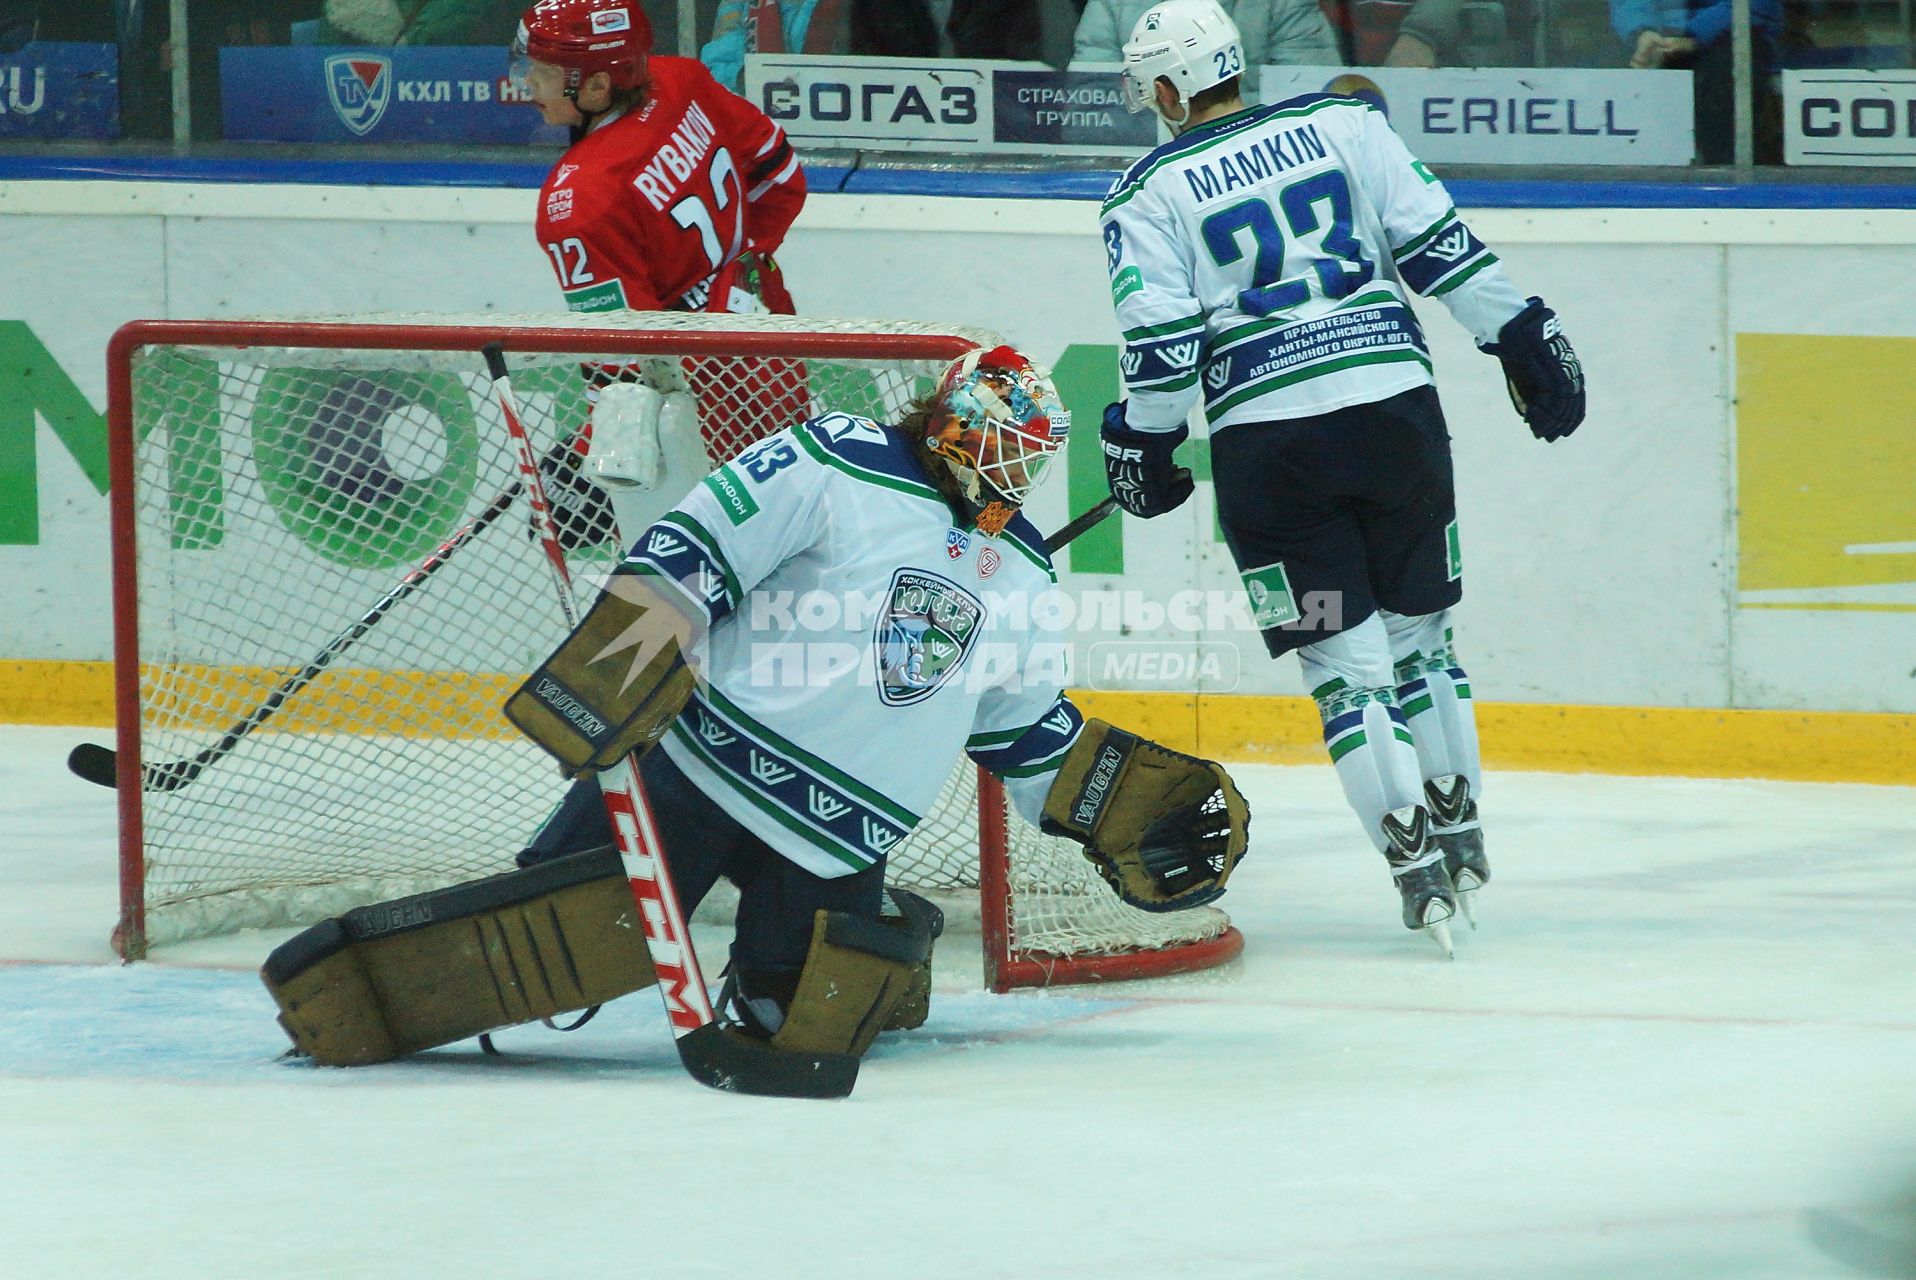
[484,343,861,1100]
[66,478,526,793]
[1044,494,1119,554]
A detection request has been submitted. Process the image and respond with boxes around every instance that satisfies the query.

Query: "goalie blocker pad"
[505,570,701,776]
[261,848,654,1066]
[1040,720,1251,912]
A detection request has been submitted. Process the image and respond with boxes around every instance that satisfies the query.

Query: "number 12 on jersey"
[1202,169,1374,318]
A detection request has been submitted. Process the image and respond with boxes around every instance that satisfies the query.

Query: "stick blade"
[67,742,119,789]
[675,1024,859,1099]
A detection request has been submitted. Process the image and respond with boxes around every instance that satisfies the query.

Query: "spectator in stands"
[1610,0,1781,162]
[0,0,37,52]
[319,0,520,45]
[849,0,936,56]
[1075,0,1340,71]
[705,0,1074,85]
[1378,0,1525,64]
[946,0,1047,58]
[20,0,175,138]
[847,0,1070,61]
[702,0,850,91]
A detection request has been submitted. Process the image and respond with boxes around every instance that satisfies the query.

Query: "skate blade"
[1416,899,1455,958]
[1455,883,1480,930]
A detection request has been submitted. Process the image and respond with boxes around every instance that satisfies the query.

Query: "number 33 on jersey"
[536,55,805,314]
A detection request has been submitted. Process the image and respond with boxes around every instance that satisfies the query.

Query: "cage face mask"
[925,346,1069,535]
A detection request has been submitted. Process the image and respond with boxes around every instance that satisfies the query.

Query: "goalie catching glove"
[1480,297,1585,443]
[505,568,701,776]
[1041,720,1250,912]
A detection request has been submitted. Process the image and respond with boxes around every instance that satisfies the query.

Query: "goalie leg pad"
[879,887,942,1032]
[261,849,655,1066]
[770,888,943,1058]
[505,570,700,775]
[1040,719,1251,912]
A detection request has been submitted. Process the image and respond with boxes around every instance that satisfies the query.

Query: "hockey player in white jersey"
[506,345,1249,1058]
[1098,0,1584,953]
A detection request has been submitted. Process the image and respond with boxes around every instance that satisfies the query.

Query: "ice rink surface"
[3,723,1915,1280]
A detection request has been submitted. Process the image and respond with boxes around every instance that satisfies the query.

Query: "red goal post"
[105,313,1242,989]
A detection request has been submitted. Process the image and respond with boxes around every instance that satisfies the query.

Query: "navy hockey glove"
[1100,402,1194,519]
[1480,297,1585,443]
[536,434,618,551]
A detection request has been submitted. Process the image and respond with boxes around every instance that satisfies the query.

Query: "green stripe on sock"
[1393,726,1416,745]
[1327,729,1368,762]
[1399,693,1434,718]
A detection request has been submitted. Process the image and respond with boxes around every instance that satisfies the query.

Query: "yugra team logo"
[875,569,984,706]
[326,54,392,136]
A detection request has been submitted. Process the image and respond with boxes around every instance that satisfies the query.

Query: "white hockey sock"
[1384,609,1483,812]
[1299,617,1426,854]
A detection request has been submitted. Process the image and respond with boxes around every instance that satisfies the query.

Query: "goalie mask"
[510,0,650,101]
[924,345,1069,537]
[1120,0,1244,129]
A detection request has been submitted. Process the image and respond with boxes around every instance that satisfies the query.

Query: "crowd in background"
[0,0,1903,163]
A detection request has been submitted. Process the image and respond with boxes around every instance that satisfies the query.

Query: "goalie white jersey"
[624,413,1084,880]
[1100,93,1528,433]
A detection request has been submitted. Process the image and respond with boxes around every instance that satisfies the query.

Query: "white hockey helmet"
[1120,0,1246,128]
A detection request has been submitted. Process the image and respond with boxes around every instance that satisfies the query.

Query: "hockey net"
[108,313,1240,989]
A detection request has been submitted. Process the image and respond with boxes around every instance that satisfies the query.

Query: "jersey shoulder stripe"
[1104,104,1280,211]
[793,414,944,504]
[1101,96,1362,215]
[1266,90,1378,114]
[995,513,1056,582]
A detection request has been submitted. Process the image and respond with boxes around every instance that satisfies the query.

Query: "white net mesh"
[117,313,1231,980]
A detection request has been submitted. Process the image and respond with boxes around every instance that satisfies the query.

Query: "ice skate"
[1381,805,1456,957]
[1424,775,1488,928]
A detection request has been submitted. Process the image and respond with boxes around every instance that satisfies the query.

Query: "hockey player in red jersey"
[509,0,811,504]
[512,0,805,316]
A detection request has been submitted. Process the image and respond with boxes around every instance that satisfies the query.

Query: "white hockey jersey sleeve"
[1356,107,1528,344]
[966,683,1085,828]
[1102,183,1208,434]
[619,428,828,628]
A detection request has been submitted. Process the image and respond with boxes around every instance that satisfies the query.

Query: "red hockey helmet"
[510,0,651,97]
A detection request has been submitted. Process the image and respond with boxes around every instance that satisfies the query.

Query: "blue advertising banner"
[220,46,567,145]
[0,42,119,141]
[992,69,1154,150]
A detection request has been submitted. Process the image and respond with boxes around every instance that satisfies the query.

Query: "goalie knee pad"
[762,887,944,1058]
[261,849,654,1066]
[1040,721,1250,912]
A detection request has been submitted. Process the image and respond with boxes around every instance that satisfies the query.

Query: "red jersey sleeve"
[689,62,806,257]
